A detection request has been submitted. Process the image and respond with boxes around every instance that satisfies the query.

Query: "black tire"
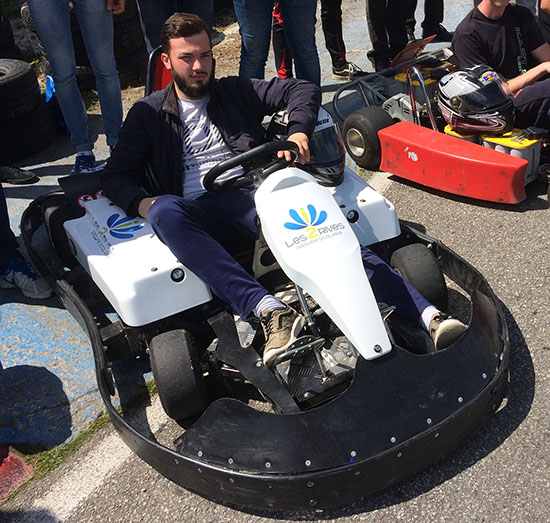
[390,243,449,310]
[0,13,15,52]
[149,329,208,421]
[113,0,139,24]
[72,10,144,67]
[343,105,394,170]
[0,59,41,115]
[0,101,58,163]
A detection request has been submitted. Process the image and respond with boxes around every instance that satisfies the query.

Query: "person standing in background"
[26,0,125,174]
[405,0,454,44]
[136,0,213,53]
[233,0,320,85]
[272,0,364,81]
[365,0,412,71]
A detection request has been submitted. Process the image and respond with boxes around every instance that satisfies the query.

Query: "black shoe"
[332,61,365,81]
[423,24,454,43]
[0,165,39,185]
[406,26,417,45]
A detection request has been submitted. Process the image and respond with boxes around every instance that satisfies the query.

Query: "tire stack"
[20,0,147,90]
[0,5,22,59]
[0,59,57,164]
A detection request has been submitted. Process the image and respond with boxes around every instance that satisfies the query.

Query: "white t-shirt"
[177,95,244,199]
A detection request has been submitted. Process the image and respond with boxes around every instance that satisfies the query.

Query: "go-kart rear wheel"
[390,243,448,310]
[343,105,394,170]
[149,329,208,421]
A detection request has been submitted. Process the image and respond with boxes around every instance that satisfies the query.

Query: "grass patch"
[24,413,111,479]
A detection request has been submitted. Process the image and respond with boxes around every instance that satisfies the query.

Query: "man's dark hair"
[160,12,211,54]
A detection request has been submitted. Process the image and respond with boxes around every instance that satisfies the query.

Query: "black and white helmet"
[266,107,345,186]
[437,65,514,135]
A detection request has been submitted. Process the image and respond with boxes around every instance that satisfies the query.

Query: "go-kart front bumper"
[21,194,508,511]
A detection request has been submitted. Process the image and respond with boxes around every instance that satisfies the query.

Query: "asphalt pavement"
[1,0,549,521]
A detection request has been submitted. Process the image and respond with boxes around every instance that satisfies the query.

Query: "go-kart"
[333,46,550,204]
[21,136,509,510]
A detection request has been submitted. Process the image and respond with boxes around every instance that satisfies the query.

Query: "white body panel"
[329,166,400,245]
[63,198,212,326]
[255,167,396,360]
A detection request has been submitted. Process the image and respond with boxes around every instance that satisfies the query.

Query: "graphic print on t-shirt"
[178,96,243,199]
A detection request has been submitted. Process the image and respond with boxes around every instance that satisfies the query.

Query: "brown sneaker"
[429,313,467,351]
[260,306,305,366]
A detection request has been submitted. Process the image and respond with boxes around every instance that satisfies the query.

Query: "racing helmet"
[437,65,514,135]
[266,107,346,186]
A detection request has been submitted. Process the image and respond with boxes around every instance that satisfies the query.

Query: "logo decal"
[284,205,327,230]
[480,71,497,83]
[102,213,144,239]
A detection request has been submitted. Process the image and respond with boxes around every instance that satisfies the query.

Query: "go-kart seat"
[145,46,172,96]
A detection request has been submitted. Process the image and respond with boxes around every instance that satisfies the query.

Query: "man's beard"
[172,69,212,99]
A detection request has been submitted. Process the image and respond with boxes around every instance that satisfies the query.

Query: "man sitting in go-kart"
[453,0,550,132]
[102,13,466,365]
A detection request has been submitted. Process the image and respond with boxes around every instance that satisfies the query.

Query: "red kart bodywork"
[378,121,529,204]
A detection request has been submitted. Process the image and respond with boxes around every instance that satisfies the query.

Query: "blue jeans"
[233,0,320,85]
[27,0,122,152]
[0,184,19,273]
[148,190,430,320]
[137,0,213,53]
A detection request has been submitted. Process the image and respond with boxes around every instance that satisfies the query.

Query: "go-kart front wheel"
[390,243,448,310]
[343,105,394,170]
[149,329,208,421]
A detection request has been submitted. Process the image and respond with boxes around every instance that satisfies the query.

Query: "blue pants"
[0,184,19,273]
[27,0,123,151]
[233,0,321,86]
[148,190,431,321]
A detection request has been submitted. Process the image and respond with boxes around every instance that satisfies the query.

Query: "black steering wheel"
[203,140,300,193]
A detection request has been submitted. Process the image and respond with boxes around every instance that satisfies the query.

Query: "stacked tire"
[0,59,57,163]
[0,5,22,59]
[20,0,147,90]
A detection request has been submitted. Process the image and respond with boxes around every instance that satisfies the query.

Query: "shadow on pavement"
[0,365,72,453]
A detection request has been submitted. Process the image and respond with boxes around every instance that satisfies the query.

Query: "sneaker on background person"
[71,152,106,175]
[429,313,467,351]
[0,166,39,185]
[332,61,366,81]
[0,250,53,300]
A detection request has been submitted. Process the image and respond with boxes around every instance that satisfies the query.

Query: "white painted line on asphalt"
[14,397,168,523]
[365,170,393,195]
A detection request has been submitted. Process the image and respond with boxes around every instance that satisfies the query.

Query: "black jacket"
[102,76,321,216]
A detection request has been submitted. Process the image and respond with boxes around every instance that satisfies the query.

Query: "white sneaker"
[429,313,467,351]
[0,252,53,299]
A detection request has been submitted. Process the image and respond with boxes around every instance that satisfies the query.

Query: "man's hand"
[107,0,126,15]
[138,197,157,221]
[277,132,310,165]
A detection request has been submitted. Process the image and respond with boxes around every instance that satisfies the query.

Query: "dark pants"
[272,0,346,78]
[513,77,550,131]
[0,184,19,273]
[405,0,444,34]
[366,0,411,68]
[148,190,431,321]
[137,0,213,52]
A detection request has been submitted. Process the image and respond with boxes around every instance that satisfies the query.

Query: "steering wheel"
[203,140,300,193]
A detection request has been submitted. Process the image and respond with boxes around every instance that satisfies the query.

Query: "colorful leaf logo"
[106,213,144,239]
[284,204,327,230]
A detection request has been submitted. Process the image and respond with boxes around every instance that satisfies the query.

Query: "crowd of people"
[3,0,550,357]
